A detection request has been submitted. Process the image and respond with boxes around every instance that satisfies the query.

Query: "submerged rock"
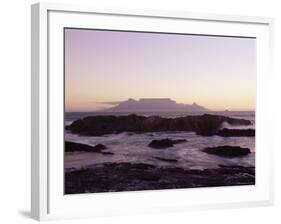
[153,156,178,163]
[66,114,252,136]
[148,138,186,149]
[148,139,174,149]
[216,128,255,137]
[65,141,106,153]
[202,145,251,157]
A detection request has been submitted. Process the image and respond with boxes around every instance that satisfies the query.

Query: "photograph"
[64,28,256,194]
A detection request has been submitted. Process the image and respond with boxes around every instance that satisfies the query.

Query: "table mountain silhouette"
[102,98,210,112]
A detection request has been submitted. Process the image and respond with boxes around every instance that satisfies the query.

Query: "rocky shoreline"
[65,162,255,194]
[64,113,255,194]
[66,114,253,136]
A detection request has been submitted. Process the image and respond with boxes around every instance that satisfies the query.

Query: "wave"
[220,121,255,130]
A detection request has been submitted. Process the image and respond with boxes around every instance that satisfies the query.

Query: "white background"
[0,0,280,223]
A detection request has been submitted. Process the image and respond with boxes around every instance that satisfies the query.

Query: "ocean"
[64,111,255,171]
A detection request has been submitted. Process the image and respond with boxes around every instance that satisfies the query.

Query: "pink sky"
[65,28,256,112]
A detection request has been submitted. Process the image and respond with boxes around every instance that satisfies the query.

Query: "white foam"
[220,121,255,130]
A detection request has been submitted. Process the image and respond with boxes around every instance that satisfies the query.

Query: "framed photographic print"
[31,2,274,221]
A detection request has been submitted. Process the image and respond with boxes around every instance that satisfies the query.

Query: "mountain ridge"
[101,98,210,112]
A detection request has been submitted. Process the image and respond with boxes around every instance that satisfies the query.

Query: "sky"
[65,28,256,112]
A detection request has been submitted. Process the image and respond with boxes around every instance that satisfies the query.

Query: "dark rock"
[148,138,187,149]
[153,156,178,163]
[135,172,161,181]
[92,144,107,151]
[194,114,251,136]
[148,139,174,148]
[65,141,106,153]
[216,128,255,137]
[202,145,251,157]
[66,114,251,136]
[65,162,255,194]
[132,163,156,169]
[216,165,255,175]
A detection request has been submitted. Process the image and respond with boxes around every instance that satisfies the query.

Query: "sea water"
[64,111,255,171]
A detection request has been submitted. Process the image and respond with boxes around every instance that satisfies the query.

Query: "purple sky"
[65,28,256,112]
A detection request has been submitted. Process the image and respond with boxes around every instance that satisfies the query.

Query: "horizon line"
[65,109,256,113]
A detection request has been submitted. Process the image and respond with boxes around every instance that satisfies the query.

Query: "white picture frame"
[31,2,274,221]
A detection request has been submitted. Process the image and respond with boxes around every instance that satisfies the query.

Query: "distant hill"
[102,98,210,112]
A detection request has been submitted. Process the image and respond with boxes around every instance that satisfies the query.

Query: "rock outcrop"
[202,145,251,157]
[65,141,107,153]
[148,138,186,149]
[66,114,252,136]
[216,128,255,137]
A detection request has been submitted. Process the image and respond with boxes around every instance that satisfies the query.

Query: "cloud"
[96,101,124,105]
